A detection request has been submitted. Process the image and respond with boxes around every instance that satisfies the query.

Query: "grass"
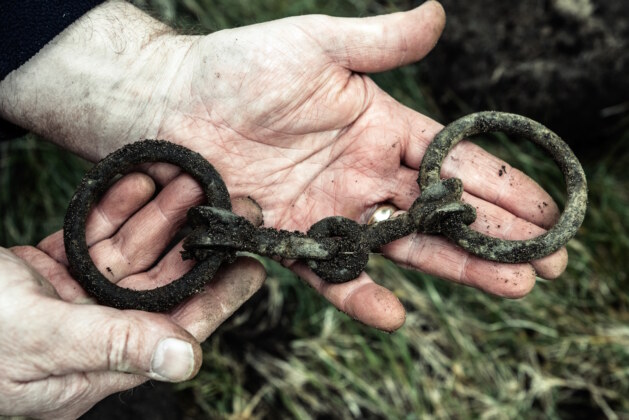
[2,0,629,419]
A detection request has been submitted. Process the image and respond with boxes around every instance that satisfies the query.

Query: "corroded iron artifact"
[64,112,588,311]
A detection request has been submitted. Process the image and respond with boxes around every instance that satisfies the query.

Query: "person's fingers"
[38,173,156,265]
[290,263,406,332]
[373,144,555,294]
[112,196,266,342]
[461,193,568,279]
[381,170,568,279]
[399,106,561,229]
[170,257,267,342]
[364,159,567,279]
[88,173,204,281]
[17,372,146,420]
[1,247,59,299]
[383,234,536,298]
[91,177,265,283]
[115,240,194,289]
[231,196,264,227]
[1,250,202,382]
[32,300,202,382]
[320,1,446,73]
[440,143,560,229]
[140,161,182,186]
[84,173,157,245]
[10,245,90,302]
[0,252,155,419]
[116,196,265,291]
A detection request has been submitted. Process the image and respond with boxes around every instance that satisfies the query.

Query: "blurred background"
[1,0,628,418]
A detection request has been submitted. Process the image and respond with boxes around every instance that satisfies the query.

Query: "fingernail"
[151,338,194,382]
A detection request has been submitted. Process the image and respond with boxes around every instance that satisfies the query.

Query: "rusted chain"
[64,112,588,311]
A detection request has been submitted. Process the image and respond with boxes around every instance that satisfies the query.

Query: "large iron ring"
[63,140,231,311]
[418,111,588,263]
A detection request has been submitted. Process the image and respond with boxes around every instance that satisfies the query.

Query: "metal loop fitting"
[417,112,588,262]
[64,112,588,311]
[63,141,231,311]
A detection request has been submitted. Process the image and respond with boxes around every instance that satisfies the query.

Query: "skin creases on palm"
[146,9,567,330]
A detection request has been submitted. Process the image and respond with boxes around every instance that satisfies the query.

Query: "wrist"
[0,0,196,160]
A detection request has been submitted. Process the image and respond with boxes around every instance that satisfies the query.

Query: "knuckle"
[127,172,155,194]
[105,319,136,372]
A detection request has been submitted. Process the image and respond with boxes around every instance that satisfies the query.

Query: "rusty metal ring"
[307,216,369,283]
[63,140,231,311]
[417,111,588,263]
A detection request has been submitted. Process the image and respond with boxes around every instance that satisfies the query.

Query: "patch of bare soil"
[422,0,629,156]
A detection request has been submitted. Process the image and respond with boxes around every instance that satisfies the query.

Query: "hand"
[0,173,265,419]
[0,1,568,333]
[154,1,567,328]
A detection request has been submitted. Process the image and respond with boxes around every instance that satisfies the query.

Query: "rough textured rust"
[64,112,588,312]
[418,111,588,262]
[306,217,369,283]
[63,140,231,312]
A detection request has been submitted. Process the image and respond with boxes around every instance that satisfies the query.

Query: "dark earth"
[421,0,629,157]
[84,0,621,417]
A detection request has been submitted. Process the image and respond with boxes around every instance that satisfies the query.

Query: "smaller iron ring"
[63,140,231,312]
[307,216,369,283]
[417,112,588,263]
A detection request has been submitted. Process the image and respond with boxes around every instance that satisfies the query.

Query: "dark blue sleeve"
[0,0,106,139]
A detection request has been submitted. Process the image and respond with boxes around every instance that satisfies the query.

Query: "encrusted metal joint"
[183,206,338,261]
[408,178,476,234]
[306,217,370,283]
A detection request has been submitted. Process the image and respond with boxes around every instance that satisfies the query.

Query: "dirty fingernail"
[150,338,194,382]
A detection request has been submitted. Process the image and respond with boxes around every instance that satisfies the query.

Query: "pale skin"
[0,0,568,418]
[2,174,266,419]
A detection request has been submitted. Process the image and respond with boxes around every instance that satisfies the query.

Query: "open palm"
[147,3,567,330]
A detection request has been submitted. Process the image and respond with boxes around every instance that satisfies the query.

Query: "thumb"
[50,303,202,382]
[320,0,446,73]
